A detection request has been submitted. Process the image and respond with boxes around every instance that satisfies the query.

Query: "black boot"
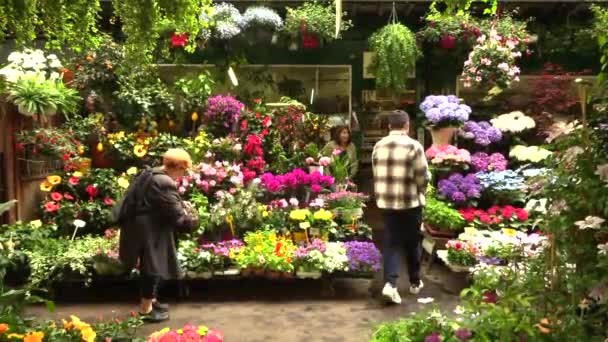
[139,307,169,323]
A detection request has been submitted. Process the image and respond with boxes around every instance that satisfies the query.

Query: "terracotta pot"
[429,126,457,146]
[424,223,457,238]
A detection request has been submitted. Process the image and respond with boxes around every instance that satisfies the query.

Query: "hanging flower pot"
[302,33,320,49]
[429,126,457,146]
[439,34,457,49]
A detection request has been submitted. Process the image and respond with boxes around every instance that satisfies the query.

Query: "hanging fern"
[369,23,419,92]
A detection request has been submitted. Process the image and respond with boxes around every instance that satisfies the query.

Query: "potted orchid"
[419,95,471,146]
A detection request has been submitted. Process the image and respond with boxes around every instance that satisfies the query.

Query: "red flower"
[104,197,114,206]
[274,242,283,256]
[69,177,79,185]
[241,120,248,131]
[261,129,269,136]
[479,214,492,224]
[51,192,63,201]
[474,209,485,217]
[262,116,272,127]
[455,241,463,250]
[502,208,514,219]
[439,34,457,49]
[44,201,60,213]
[64,193,74,200]
[483,290,498,304]
[16,143,24,151]
[488,206,500,215]
[460,211,475,222]
[515,209,529,221]
[171,32,189,48]
[86,185,99,198]
[62,153,70,161]
[253,99,262,104]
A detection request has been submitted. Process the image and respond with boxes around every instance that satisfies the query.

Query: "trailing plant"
[284,1,352,41]
[242,6,284,31]
[368,23,419,92]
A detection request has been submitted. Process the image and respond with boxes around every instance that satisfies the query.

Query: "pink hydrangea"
[425,145,471,165]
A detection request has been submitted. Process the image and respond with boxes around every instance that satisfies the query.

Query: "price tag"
[422,237,435,255]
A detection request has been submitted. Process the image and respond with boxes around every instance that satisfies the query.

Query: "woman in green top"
[321,125,358,179]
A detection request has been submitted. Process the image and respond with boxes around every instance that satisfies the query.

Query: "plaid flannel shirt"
[372,131,429,210]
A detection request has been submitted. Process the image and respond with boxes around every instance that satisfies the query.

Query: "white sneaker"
[382,283,402,304]
[409,280,424,295]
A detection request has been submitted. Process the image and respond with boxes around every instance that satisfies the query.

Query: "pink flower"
[497,63,509,71]
[476,76,482,82]
[289,198,299,207]
[209,180,217,187]
[481,58,491,66]
[332,149,343,156]
[178,186,186,194]
[305,157,315,165]
[319,157,331,167]
[311,184,322,193]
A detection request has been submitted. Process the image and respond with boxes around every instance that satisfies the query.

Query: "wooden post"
[0,101,19,223]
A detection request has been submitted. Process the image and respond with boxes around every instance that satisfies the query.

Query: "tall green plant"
[284,1,352,41]
[368,23,419,92]
[592,5,608,86]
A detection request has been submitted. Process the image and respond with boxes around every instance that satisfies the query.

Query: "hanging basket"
[18,155,63,178]
[429,126,457,146]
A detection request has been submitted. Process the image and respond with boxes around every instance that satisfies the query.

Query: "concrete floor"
[29,167,463,341]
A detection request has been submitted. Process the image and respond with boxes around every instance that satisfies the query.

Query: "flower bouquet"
[470,152,508,173]
[437,173,482,207]
[420,95,471,146]
[149,325,223,342]
[459,205,530,231]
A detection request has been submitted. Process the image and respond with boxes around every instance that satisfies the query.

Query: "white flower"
[233,143,242,151]
[29,220,43,228]
[453,305,466,315]
[598,243,608,255]
[417,297,434,304]
[595,164,608,183]
[289,198,299,207]
[575,216,605,230]
[73,219,87,228]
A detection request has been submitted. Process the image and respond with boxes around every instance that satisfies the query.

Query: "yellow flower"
[117,177,130,189]
[503,228,517,237]
[80,327,96,342]
[39,181,53,192]
[72,171,83,178]
[46,175,62,185]
[30,220,42,228]
[134,144,147,157]
[159,328,170,334]
[262,211,269,218]
[177,329,184,334]
[191,112,199,122]
[77,145,85,155]
[96,142,104,152]
[7,333,23,339]
[197,325,208,336]
[126,167,138,175]
[313,209,333,221]
[289,209,310,221]
[464,227,477,235]
[23,331,44,342]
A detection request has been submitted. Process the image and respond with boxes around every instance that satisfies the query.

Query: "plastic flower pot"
[439,34,457,49]
[429,126,457,146]
[301,33,320,49]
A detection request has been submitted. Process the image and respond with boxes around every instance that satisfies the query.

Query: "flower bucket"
[430,127,457,146]
[424,223,457,239]
[292,231,309,245]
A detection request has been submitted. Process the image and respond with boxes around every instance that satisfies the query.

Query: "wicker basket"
[18,157,63,178]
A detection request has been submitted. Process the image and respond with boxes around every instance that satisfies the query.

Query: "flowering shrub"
[425,144,471,167]
[149,324,223,342]
[459,206,530,231]
[490,111,536,133]
[446,239,479,266]
[203,95,245,137]
[470,152,508,172]
[462,30,522,89]
[239,102,273,137]
[343,241,381,272]
[419,95,471,128]
[437,173,483,205]
[242,6,283,31]
[460,121,502,146]
[509,145,552,164]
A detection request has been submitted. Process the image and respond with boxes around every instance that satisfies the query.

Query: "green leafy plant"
[284,1,352,41]
[175,71,215,114]
[7,75,81,121]
[424,196,466,231]
[369,23,419,92]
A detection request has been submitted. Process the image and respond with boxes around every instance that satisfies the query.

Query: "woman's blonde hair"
[163,148,193,171]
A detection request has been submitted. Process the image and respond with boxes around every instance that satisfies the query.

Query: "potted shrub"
[419,95,471,146]
[242,6,283,44]
[423,196,467,238]
[284,1,352,49]
[368,23,419,93]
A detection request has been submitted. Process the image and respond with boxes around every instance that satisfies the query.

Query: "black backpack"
[112,167,159,225]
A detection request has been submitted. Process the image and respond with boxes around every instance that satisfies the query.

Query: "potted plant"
[368,23,419,93]
[342,241,382,276]
[210,3,245,41]
[419,95,471,146]
[284,1,352,49]
[293,239,326,279]
[423,196,467,238]
[242,6,283,44]
[445,239,478,270]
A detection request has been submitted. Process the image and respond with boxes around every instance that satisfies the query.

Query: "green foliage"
[7,76,81,120]
[284,1,352,41]
[424,196,466,231]
[0,200,17,217]
[592,5,608,85]
[188,189,211,236]
[368,23,419,92]
[175,71,215,114]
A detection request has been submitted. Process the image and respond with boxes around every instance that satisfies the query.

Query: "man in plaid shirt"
[372,110,429,304]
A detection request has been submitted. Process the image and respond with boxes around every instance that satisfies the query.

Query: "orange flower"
[46,175,62,185]
[23,331,44,342]
[0,323,8,333]
[133,145,147,158]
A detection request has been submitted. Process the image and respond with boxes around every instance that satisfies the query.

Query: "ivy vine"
[369,23,419,92]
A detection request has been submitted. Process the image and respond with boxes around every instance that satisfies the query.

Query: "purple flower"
[460,121,502,146]
[204,95,245,135]
[425,332,442,342]
[454,328,473,341]
[438,173,482,204]
[343,241,382,272]
[294,239,327,259]
[420,95,470,127]
[471,152,508,172]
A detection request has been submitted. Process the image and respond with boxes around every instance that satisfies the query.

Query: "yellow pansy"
[46,175,62,185]
[39,181,53,192]
[117,177,130,189]
[134,144,147,157]
[197,325,208,336]
[289,209,310,221]
[30,220,42,228]
[126,167,138,175]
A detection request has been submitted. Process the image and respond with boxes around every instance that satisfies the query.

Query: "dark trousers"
[382,207,423,287]
[140,273,161,299]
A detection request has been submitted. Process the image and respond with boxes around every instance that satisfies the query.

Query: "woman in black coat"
[119,148,196,322]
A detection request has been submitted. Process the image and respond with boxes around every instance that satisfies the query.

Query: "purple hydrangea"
[460,121,502,146]
[438,173,483,204]
[420,95,471,127]
[470,152,508,172]
[343,241,382,272]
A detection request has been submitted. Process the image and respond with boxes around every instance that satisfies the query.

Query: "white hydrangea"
[491,111,536,133]
[0,49,64,83]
